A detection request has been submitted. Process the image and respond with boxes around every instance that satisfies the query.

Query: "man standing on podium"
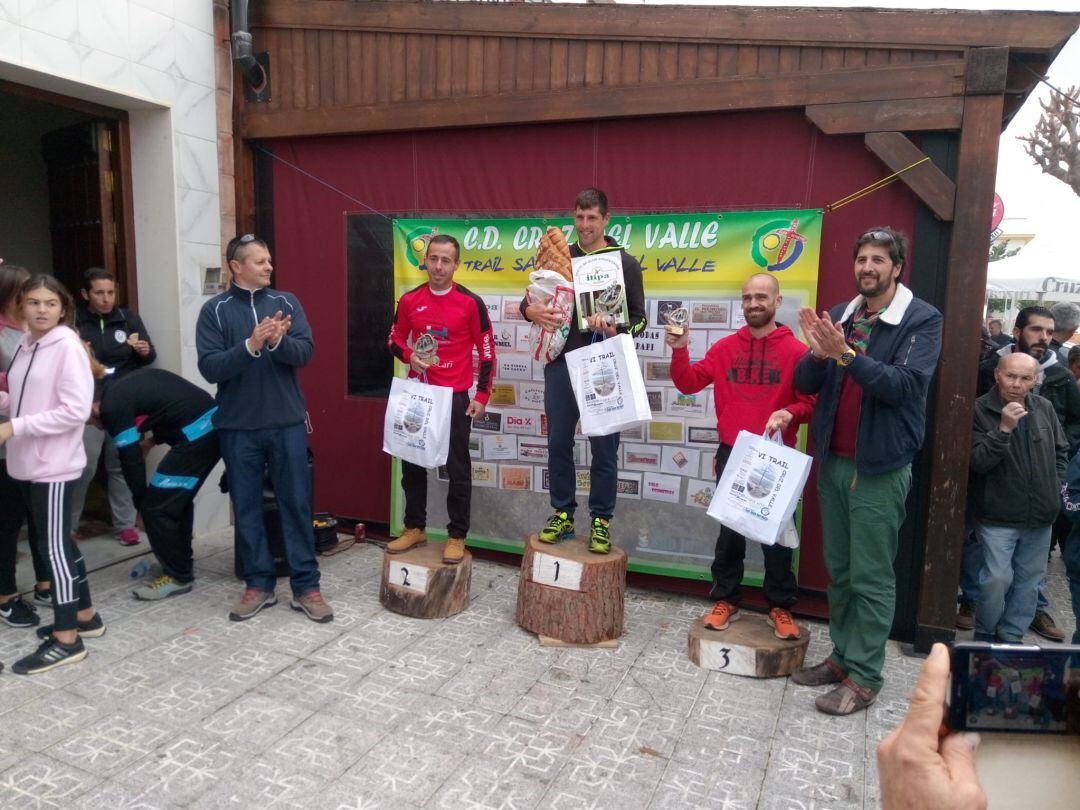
[386,235,496,564]
[667,273,814,641]
[521,188,647,554]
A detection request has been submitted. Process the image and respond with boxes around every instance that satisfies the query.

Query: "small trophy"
[595,281,625,328]
[662,306,689,336]
[413,333,440,367]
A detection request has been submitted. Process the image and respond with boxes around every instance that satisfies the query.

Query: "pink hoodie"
[0,324,93,482]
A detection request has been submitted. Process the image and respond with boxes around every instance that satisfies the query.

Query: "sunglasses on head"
[226,233,257,263]
[861,230,894,243]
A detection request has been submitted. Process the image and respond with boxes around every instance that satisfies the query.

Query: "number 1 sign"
[531,552,584,591]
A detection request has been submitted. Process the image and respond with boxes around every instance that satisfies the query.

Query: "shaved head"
[741,273,783,333]
[998,352,1038,376]
[995,351,1038,404]
[742,273,780,295]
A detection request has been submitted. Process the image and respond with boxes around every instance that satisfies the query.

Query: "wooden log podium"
[687,613,809,678]
[379,543,472,619]
[516,534,626,645]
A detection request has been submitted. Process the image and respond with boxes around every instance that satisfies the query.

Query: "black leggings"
[18,480,92,631]
[0,458,51,595]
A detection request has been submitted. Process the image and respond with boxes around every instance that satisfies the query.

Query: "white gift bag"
[564,333,652,437]
[706,430,812,545]
[382,377,454,468]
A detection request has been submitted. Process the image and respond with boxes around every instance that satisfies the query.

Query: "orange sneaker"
[702,600,738,631]
[768,607,800,640]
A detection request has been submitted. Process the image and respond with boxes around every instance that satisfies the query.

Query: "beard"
[856,273,894,299]
[744,308,774,328]
[1018,338,1047,358]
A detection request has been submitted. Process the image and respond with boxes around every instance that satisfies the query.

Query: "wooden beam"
[806,98,963,134]
[864,132,956,221]
[115,119,139,309]
[916,93,1005,651]
[241,60,964,140]
[965,45,1010,95]
[254,1,1080,51]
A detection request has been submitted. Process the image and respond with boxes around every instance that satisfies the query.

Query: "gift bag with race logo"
[564,333,651,437]
[382,377,454,468]
[706,429,812,545]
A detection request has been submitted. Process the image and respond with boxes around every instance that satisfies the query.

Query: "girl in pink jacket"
[0,274,104,675]
[0,263,55,630]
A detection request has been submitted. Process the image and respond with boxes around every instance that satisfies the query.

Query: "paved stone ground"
[0,530,1073,809]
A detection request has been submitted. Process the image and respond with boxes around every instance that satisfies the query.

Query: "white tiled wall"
[0,0,229,534]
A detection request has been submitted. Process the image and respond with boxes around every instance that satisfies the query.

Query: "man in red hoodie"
[668,273,815,639]
[386,235,496,564]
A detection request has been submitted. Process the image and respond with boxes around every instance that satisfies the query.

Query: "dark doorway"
[41,119,132,302]
[0,82,136,302]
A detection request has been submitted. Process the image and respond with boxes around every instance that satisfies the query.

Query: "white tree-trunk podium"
[687,613,809,677]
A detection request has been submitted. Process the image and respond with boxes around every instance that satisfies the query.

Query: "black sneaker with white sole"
[33,587,53,606]
[35,612,105,639]
[12,636,87,675]
[0,598,39,628]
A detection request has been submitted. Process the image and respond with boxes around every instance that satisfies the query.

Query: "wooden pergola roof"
[241,1,1078,141]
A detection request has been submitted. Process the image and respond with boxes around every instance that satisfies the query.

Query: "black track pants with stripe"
[141,433,220,583]
[18,480,92,631]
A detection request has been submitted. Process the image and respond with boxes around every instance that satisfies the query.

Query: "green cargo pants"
[818,454,911,693]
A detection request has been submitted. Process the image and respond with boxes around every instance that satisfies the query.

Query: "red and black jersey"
[388,282,496,404]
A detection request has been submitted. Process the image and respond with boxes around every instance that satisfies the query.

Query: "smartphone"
[950,641,1080,735]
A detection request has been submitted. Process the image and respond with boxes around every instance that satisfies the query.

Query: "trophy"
[413,333,440,367]
[595,281,625,328]
[662,306,689,336]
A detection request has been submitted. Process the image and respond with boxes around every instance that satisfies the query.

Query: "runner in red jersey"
[387,235,495,563]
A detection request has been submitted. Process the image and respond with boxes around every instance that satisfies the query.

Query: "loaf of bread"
[535,227,573,282]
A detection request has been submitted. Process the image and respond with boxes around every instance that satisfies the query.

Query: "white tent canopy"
[985,240,1080,302]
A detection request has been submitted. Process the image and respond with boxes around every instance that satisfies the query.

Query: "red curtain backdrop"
[269,109,918,592]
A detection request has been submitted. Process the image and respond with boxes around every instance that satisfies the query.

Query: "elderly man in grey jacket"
[969,352,1069,643]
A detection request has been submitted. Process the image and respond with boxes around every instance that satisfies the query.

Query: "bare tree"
[1018,86,1080,196]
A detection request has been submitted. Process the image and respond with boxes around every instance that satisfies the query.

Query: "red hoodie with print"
[669,324,816,447]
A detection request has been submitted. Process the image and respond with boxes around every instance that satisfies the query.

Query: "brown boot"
[443,537,466,564]
[790,658,846,687]
[815,678,877,716]
[387,528,427,554]
[955,601,975,631]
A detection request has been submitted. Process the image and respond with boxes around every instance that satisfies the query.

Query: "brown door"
[41,119,132,304]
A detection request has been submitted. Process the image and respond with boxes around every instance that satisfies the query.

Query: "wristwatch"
[836,348,857,367]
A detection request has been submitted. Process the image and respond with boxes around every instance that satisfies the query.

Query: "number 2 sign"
[388,560,429,594]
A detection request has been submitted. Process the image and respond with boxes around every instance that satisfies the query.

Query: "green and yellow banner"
[394,210,822,298]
